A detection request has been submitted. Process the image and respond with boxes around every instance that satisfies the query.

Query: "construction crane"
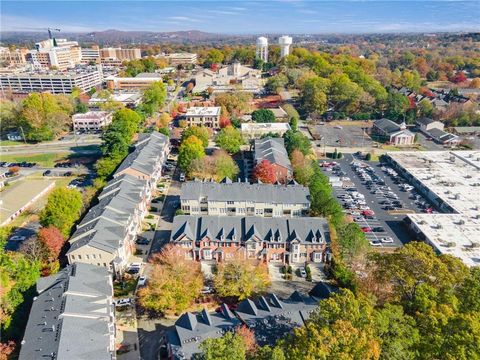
[47,28,61,39]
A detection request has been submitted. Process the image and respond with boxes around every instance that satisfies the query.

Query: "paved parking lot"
[312,124,372,148]
[322,154,436,247]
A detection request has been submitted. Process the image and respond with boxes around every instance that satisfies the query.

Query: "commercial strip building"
[241,122,291,139]
[67,131,169,273]
[163,52,197,65]
[372,118,415,146]
[105,73,163,91]
[415,117,459,145]
[19,263,115,360]
[88,92,142,109]
[72,111,112,132]
[0,67,103,95]
[180,181,310,217]
[0,179,55,226]
[184,107,221,128]
[254,138,293,182]
[167,292,317,359]
[170,215,330,264]
[386,151,480,267]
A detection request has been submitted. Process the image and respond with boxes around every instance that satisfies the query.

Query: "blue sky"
[1,1,479,34]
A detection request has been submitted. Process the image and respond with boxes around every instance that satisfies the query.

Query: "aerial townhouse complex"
[170,215,330,264]
[180,181,310,217]
[19,263,116,360]
[67,131,169,274]
[167,292,317,360]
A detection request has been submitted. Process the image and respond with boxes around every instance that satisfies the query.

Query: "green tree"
[385,91,410,121]
[158,127,170,137]
[142,81,167,116]
[417,99,434,118]
[213,255,270,300]
[328,72,362,112]
[39,188,83,237]
[178,135,205,172]
[289,116,298,131]
[283,130,312,156]
[200,331,246,360]
[213,149,239,180]
[216,126,244,154]
[182,126,210,148]
[252,109,276,123]
[300,76,329,115]
[204,49,225,66]
[215,92,252,116]
[265,74,288,94]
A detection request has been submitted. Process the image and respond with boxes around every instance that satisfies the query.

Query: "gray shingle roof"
[170,215,329,245]
[114,131,168,177]
[416,117,435,126]
[167,292,318,358]
[19,263,114,360]
[254,137,292,171]
[373,118,401,134]
[67,174,149,257]
[180,181,310,204]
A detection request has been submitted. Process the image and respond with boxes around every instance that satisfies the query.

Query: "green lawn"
[1,152,70,167]
[0,140,24,146]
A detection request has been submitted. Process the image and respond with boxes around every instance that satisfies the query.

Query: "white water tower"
[256,36,269,62]
[279,35,292,58]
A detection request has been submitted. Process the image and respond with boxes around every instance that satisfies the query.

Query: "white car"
[179,173,186,182]
[381,237,394,243]
[115,298,132,307]
[370,240,382,247]
[137,276,147,286]
[9,235,26,241]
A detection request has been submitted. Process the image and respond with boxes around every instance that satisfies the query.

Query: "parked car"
[43,170,51,176]
[136,237,150,245]
[179,173,186,182]
[299,267,307,278]
[115,298,132,307]
[361,227,372,233]
[381,237,394,243]
[9,235,26,241]
[201,286,214,294]
[370,240,382,247]
[137,276,147,287]
[372,227,385,232]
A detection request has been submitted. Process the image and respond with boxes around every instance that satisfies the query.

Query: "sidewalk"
[116,307,141,360]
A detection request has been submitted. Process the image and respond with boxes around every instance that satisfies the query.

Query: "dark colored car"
[64,171,73,176]
[372,227,386,232]
[136,237,150,245]
[43,170,51,176]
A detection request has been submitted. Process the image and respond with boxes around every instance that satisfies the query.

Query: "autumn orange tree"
[253,160,276,184]
[137,244,204,315]
[213,254,270,300]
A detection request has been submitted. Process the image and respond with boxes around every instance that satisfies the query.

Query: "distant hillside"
[0,29,252,47]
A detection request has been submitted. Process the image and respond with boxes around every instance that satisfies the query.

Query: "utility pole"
[19,126,27,144]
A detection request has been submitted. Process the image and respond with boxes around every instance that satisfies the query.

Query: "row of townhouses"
[166,291,318,359]
[180,181,310,217]
[19,263,116,360]
[66,131,169,274]
[170,215,330,264]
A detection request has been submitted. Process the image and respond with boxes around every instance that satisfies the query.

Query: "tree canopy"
[252,109,276,123]
[178,135,206,172]
[216,126,244,154]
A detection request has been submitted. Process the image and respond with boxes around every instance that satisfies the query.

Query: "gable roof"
[254,137,292,171]
[180,181,310,204]
[114,131,168,177]
[170,215,329,245]
[373,118,401,134]
[19,264,113,360]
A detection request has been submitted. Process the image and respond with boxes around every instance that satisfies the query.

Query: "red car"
[362,210,375,216]
[361,227,372,233]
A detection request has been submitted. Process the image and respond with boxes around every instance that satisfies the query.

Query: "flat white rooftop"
[185,107,221,116]
[388,151,480,266]
[241,122,291,132]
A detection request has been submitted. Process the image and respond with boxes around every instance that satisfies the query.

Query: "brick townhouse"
[170,215,330,264]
